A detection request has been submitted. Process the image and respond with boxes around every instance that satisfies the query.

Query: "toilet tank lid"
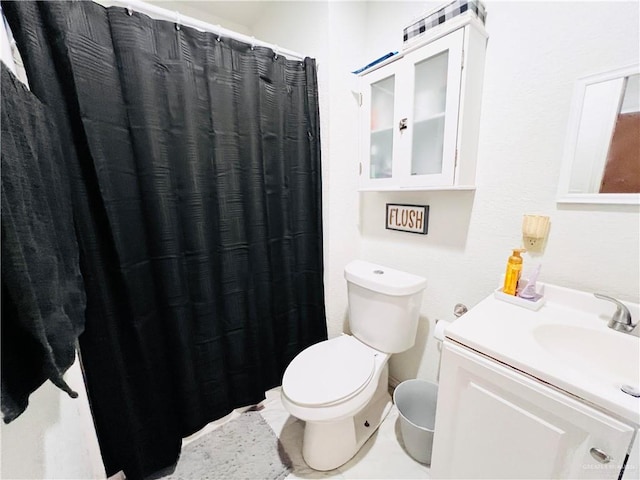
[344,260,427,296]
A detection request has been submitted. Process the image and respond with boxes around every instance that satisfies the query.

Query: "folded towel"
[1,63,86,423]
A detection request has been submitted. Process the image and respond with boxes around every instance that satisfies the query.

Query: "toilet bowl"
[282,335,387,419]
[282,335,392,470]
[281,260,427,471]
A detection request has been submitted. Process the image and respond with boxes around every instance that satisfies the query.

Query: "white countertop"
[444,284,640,425]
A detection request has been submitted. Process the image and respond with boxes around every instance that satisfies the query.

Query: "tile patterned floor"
[112,386,431,480]
[258,387,431,480]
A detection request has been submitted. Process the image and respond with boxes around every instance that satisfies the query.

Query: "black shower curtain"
[3,1,326,478]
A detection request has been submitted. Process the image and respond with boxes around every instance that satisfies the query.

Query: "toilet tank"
[344,260,427,353]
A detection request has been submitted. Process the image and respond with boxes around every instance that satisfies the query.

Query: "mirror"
[557,64,640,205]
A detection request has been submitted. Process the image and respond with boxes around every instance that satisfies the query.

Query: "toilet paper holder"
[434,303,468,342]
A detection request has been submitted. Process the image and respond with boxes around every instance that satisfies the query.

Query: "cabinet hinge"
[359,162,362,176]
[358,92,363,107]
[455,148,458,167]
[461,48,465,71]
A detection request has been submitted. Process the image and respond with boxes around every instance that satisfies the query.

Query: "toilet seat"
[283,335,377,407]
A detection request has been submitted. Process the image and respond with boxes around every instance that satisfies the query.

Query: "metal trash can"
[393,379,438,464]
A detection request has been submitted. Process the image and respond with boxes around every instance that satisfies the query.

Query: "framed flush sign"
[386,204,429,234]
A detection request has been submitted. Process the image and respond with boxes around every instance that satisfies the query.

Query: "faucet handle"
[594,293,634,331]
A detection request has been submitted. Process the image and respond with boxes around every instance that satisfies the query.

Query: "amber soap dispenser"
[502,249,525,296]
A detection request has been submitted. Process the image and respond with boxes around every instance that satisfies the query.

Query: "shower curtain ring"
[125,6,133,16]
[274,45,279,60]
[250,36,256,51]
[175,12,181,31]
[215,25,222,42]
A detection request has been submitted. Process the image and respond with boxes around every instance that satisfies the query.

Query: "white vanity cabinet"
[358,18,487,191]
[431,342,636,479]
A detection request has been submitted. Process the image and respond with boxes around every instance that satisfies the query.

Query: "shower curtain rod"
[97,0,307,61]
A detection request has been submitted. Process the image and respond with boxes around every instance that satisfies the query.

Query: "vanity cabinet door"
[431,342,635,479]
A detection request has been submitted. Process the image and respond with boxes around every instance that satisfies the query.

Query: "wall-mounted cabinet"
[359,18,487,191]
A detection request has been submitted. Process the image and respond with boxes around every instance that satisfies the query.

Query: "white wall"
[358,1,640,383]
[116,1,256,35]
[250,0,640,385]
[0,359,105,479]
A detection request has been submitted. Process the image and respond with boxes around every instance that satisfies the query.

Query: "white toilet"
[281,260,427,471]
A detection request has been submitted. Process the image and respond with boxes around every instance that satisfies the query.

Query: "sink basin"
[533,324,640,388]
[443,283,640,422]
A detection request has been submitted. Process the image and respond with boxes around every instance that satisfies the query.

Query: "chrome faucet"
[594,293,636,333]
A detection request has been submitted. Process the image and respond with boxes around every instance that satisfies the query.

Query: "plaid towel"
[404,0,487,44]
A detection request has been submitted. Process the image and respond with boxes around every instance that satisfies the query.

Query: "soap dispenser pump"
[502,249,525,296]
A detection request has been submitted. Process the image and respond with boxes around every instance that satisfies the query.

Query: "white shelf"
[372,85,395,96]
[414,112,445,123]
[371,127,393,134]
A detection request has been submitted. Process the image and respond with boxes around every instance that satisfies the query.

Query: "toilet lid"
[282,335,376,407]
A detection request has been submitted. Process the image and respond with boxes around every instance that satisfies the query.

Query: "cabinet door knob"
[589,447,611,464]
[399,118,408,132]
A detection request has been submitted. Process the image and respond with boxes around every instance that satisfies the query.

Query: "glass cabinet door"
[369,75,395,179]
[411,51,448,176]
[404,28,464,186]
